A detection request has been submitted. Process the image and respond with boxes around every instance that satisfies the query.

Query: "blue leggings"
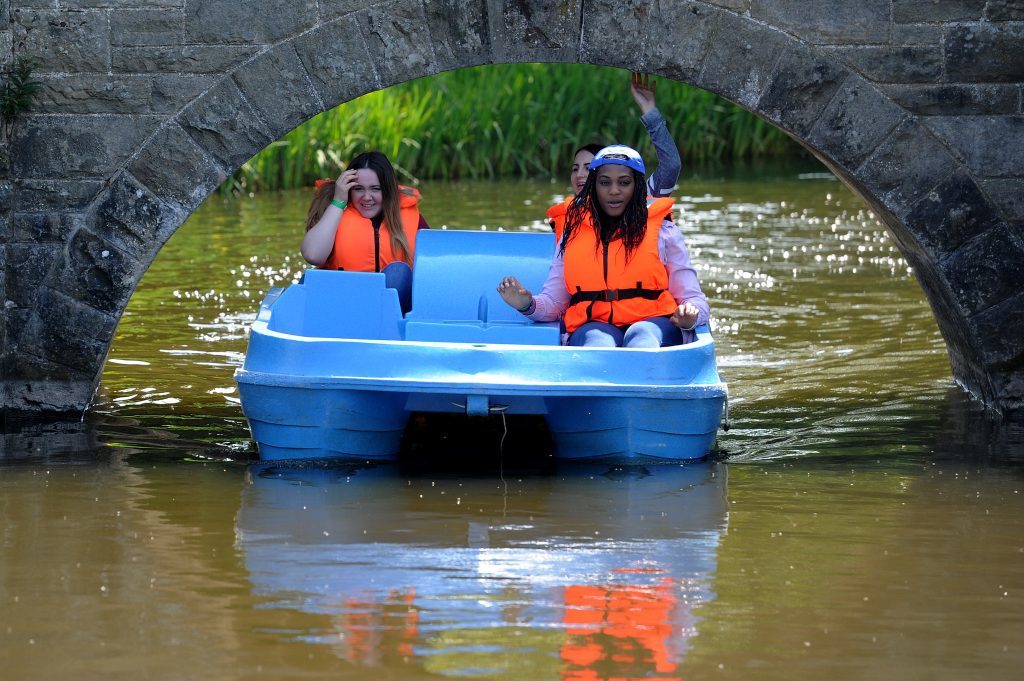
[568,316,683,348]
[382,261,412,314]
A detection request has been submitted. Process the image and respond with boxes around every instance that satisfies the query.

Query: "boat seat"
[266,269,402,340]
[404,230,561,345]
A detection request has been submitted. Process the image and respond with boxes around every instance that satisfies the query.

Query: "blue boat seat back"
[405,230,560,345]
[266,269,402,340]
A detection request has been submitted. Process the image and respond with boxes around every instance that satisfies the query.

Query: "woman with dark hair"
[498,145,708,348]
[301,151,427,313]
[547,73,681,239]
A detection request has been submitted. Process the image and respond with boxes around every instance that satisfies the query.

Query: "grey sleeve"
[641,107,681,197]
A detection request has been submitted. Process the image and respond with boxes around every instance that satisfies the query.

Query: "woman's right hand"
[497,276,533,311]
[334,169,359,202]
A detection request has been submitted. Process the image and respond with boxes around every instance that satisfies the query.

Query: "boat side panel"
[545,395,725,461]
[238,383,409,461]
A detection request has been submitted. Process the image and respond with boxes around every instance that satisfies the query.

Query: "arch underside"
[3,0,1022,418]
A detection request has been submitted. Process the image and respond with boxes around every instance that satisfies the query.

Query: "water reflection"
[236,461,728,678]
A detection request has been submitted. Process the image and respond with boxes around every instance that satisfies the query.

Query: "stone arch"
[3,0,1023,417]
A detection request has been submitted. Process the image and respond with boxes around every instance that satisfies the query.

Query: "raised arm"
[631,72,681,198]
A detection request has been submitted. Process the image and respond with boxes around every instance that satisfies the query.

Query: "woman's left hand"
[670,302,699,329]
[630,72,657,114]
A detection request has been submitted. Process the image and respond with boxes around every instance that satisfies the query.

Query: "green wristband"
[517,299,532,312]
[330,199,346,209]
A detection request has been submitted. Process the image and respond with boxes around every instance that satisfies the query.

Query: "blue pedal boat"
[235,229,728,462]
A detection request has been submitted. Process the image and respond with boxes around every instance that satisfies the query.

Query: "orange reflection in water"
[336,588,419,666]
[561,574,683,681]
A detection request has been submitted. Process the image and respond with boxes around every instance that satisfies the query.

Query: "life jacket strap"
[569,283,665,306]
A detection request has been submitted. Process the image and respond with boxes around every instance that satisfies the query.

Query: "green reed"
[223,63,800,194]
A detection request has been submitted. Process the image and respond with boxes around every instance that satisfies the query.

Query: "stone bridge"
[1,0,1023,421]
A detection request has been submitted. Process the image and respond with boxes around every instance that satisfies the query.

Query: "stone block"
[757,43,848,137]
[750,0,890,44]
[985,1,1024,21]
[11,114,160,180]
[704,0,749,9]
[881,84,1018,116]
[11,212,83,243]
[981,178,1024,222]
[293,17,382,110]
[580,0,652,69]
[925,116,1024,179]
[893,0,986,22]
[424,0,492,70]
[4,243,61,308]
[179,79,273,174]
[857,120,960,218]
[1,355,98,417]
[128,123,226,212]
[319,0,365,19]
[35,74,153,114]
[111,8,183,46]
[807,75,907,173]
[358,0,438,87]
[0,30,11,65]
[35,73,216,115]
[488,0,580,62]
[19,287,117,374]
[112,45,257,73]
[50,227,141,315]
[92,173,182,260]
[825,45,943,84]
[946,23,1024,83]
[698,11,790,108]
[644,1,719,83]
[59,1,185,8]
[184,0,317,44]
[940,224,1024,315]
[13,181,102,213]
[973,290,1024,367]
[0,180,11,215]
[233,44,323,140]
[4,309,29,355]
[891,23,944,46]
[904,170,1003,257]
[12,8,110,72]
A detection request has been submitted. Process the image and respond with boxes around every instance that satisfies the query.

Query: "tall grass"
[224,63,801,194]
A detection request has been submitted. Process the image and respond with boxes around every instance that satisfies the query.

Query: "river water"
[3,165,1023,680]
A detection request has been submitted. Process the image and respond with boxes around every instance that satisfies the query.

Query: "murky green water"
[3,164,1023,680]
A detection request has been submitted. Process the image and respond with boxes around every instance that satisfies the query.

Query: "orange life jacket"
[546,195,574,241]
[320,186,421,272]
[562,197,677,333]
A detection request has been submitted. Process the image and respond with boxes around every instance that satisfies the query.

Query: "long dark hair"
[560,166,649,262]
[347,151,411,264]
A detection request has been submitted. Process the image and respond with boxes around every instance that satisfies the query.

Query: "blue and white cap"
[588,145,645,175]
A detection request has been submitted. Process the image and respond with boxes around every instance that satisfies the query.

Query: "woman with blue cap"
[547,73,681,240]
[497,144,708,348]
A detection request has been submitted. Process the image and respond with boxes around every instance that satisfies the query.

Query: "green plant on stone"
[1,56,42,140]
